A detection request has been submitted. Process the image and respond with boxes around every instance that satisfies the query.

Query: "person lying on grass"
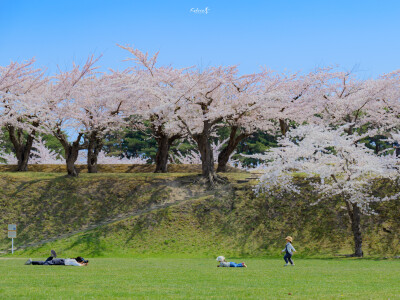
[216,256,247,267]
[24,250,89,266]
[281,236,296,266]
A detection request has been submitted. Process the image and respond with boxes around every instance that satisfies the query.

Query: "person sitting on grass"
[24,250,89,266]
[281,236,296,266]
[216,256,247,267]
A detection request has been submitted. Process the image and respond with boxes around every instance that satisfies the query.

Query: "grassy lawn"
[0,258,399,299]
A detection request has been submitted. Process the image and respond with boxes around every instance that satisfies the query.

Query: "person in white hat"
[281,236,296,266]
[216,256,247,267]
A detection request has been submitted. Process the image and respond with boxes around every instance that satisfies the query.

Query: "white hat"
[216,256,225,262]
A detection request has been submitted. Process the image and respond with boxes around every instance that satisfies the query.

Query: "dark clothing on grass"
[32,256,65,265]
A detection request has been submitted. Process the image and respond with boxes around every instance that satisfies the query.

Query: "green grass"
[1,170,400,298]
[1,170,400,257]
[0,258,399,299]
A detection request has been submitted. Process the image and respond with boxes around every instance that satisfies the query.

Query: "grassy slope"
[1,171,400,258]
[1,258,399,299]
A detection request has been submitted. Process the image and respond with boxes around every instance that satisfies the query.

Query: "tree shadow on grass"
[123,208,171,245]
[3,174,197,252]
[63,229,106,257]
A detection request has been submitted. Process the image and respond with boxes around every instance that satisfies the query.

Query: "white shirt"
[282,242,296,254]
[64,259,83,266]
[219,261,230,267]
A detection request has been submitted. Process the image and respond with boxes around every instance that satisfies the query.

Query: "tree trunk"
[154,135,171,173]
[87,132,103,173]
[15,137,33,171]
[87,154,98,173]
[350,203,363,257]
[346,201,363,257]
[193,129,226,187]
[177,112,225,186]
[55,132,84,177]
[7,125,36,171]
[217,147,232,172]
[195,133,215,178]
[217,126,248,172]
[332,174,364,257]
[374,142,380,155]
[66,147,80,177]
[152,119,181,173]
[279,119,289,136]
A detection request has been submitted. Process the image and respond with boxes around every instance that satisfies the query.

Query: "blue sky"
[1,0,399,78]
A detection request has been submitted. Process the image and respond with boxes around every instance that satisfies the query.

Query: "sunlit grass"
[0,258,399,299]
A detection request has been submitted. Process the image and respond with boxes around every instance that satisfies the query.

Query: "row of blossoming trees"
[0,45,310,178]
[1,45,400,256]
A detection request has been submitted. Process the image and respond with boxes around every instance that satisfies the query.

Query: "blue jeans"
[229,262,244,267]
[284,252,294,264]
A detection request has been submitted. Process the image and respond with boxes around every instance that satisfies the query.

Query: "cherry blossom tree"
[216,70,284,172]
[216,68,336,173]
[373,70,400,144]
[0,148,18,165]
[173,138,248,170]
[175,66,304,182]
[39,55,99,176]
[119,45,282,176]
[255,124,399,257]
[271,68,336,135]
[0,59,46,170]
[173,138,226,165]
[73,70,135,173]
[175,66,240,185]
[309,69,392,133]
[30,138,63,164]
[118,44,186,173]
